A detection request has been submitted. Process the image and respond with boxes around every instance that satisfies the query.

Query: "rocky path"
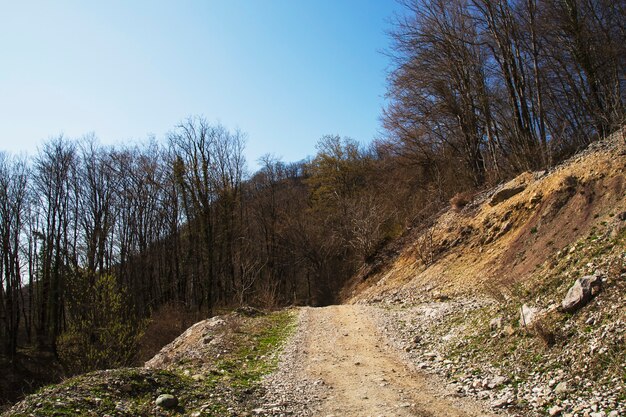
[261,305,498,417]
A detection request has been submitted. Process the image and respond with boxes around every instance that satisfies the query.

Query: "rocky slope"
[345,128,626,417]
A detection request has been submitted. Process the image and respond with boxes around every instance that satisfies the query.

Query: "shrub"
[136,302,199,364]
[450,192,473,212]
[58,272,145,374]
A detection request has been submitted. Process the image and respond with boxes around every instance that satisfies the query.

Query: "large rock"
[561,275,602,312]
[490,185,526,206]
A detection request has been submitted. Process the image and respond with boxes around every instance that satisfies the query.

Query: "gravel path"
[259,305,497,417]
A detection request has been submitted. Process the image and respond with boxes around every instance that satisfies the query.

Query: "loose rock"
[562,275,602,312]
[155,394,178,409]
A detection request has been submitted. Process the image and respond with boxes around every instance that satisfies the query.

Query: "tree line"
[383,0,624,189]
[0,120,406,370]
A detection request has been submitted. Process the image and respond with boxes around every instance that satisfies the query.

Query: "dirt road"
[262,305,497,417]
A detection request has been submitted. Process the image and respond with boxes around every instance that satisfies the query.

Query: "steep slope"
[344,128,626,416]
[346,129,625,303]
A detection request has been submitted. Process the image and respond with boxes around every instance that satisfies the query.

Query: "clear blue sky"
[0,1,404,168]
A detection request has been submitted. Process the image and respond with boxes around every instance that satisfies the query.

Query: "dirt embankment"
[345,129,626,304]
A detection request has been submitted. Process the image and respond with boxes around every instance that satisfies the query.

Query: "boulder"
[156,394,178,409]
[490,185,526,206]
[561,275,602,312]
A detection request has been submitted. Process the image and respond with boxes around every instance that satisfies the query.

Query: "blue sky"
[0,1,403,168]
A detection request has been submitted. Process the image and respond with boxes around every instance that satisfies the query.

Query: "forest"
[0,0,624,376]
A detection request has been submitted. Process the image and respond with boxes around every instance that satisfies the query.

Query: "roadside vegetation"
[4,309,296,417]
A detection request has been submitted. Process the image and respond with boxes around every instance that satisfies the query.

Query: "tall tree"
[0,153,29,356]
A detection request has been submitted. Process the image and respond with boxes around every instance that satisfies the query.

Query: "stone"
[236,306,264,317]
[156,394,178,409]
[490,185,526,206]
[432,291,450,301]
[549,405,564,416]
[520,304,539,327]
[490,375,509,388]
[562,275,602,312]
[503,325,515,336]
[491,395,511,408]
[554,381,568,394]
[490,317,503,331]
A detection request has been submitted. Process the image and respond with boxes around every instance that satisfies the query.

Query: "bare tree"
[0,153,29,356]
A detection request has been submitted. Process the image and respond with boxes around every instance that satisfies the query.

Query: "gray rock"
[554,381,568,394]
[562,275,602,312]
[491,395,511,408]
[520,304,539,327]
[490,317,503,331]
[490,375,509,388]
[156,394,178,409]
[490,185,526,206]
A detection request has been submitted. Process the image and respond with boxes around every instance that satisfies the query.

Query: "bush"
[58,272,145,374]
[450,192,473,211]
[136,302,199,364]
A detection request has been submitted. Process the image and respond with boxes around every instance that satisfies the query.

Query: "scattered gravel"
[258,308,326,416]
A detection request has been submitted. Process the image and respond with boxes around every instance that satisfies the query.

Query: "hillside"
[344,128,626,416]
[3,131,625,417]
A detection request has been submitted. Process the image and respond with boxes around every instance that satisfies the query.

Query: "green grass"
[218,310,296,389]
